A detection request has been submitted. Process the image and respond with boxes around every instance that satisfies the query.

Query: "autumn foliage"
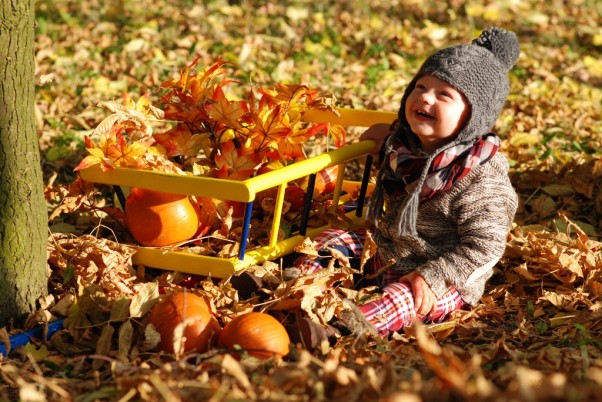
[17,0,602,401]
[68,58,351,250]
[74,58,346,180]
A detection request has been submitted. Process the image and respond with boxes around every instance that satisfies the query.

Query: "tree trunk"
[0,0,48,326]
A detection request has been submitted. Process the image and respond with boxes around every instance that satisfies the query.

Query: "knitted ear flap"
[472,27,520,72]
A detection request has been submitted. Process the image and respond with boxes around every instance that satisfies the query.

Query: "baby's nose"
[418,90,435,104]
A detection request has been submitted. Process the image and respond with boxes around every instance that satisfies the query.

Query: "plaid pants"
[294,228,466,336]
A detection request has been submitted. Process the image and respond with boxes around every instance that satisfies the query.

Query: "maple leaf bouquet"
[75,57,345,177]
[67,58,348,252]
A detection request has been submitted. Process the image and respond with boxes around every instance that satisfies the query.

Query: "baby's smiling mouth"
[416,109,435,120]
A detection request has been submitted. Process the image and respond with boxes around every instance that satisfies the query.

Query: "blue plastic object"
[0,318,65,357]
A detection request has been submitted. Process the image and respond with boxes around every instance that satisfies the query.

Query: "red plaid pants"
[294,228,466,336]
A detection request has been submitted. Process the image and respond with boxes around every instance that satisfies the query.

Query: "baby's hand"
[400,272,437,318]
[359,123,391,155]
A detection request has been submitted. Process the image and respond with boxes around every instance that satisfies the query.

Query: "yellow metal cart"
[79,108,396,278]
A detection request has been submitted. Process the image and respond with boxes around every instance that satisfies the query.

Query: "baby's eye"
[440,91,452,98]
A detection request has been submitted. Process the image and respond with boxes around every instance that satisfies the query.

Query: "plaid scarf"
[384,133,500,200]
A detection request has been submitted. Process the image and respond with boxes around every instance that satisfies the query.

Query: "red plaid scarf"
[385,133,500,200]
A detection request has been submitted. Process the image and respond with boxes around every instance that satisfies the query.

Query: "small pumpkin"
[125,187,200,247]
[285,185,307,212]
[218,312,290,359]
[148,292,221,354]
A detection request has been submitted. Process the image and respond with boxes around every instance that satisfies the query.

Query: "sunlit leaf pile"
[2,0,602,401]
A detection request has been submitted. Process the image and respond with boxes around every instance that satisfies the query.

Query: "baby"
[295,27,520,336]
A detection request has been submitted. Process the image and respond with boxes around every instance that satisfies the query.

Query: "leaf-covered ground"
[2,0,602,401]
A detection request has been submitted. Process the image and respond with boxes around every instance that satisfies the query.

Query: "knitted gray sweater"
[373,152,517,306]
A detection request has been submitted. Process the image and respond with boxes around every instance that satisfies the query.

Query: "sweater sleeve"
[415,169,517,305]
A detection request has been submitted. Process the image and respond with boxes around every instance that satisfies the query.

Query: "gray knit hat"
[367,27,520,236]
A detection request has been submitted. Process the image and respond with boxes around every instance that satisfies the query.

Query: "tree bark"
[0,0,48,326]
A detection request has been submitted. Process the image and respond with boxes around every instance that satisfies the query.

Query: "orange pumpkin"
[148,292,221,354]
[125,187,200,247]
[285,185,307,212]
[218,312,290,359]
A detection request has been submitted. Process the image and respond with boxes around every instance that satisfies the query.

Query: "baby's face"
[405,74,471,153]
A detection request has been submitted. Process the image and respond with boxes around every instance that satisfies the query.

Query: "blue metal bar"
[238,201,254,260]
[356,155,373,217]
[299,173,317,236]
[113,185,127,211]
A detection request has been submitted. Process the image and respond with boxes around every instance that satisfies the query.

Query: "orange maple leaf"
[270,123,330,161]
[73,136,107,171]
[92,93,164,139]
[121,92,164,120]
[328,124,347,147]
[214,139,263,180]
[74,126,152,171]
[160,57,236,109]
[162,103,211,127]
[207,85,247,130]
[102,128,152,168]
[153,124,211,158]
[244,92,291,153]
[260,83,320,109]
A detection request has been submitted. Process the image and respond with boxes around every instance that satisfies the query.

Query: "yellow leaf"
[542,184,574,196]
[286,6,309,21]
[304,38,325,54]
[369,15,384,30]
[525,11,549,25]
[24,343,48,362]
[129,282,160,318]
[73,153,103,171]
[510,132,541,147]
[483,7,502,22]
[465,4,484,17]
[553,218,598,237]
[584,55,602,78]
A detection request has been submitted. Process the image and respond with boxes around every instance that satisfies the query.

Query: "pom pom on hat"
[472,27,520,72]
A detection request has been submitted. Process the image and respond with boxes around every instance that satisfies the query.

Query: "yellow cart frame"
[79,108,396,277]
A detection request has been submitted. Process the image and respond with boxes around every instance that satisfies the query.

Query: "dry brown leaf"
[93,324,114,370]
[129,282,160,318]
[359,230,377,270]
[221,354,255,396]
[294,237,321,259]
[118,320,134,361]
